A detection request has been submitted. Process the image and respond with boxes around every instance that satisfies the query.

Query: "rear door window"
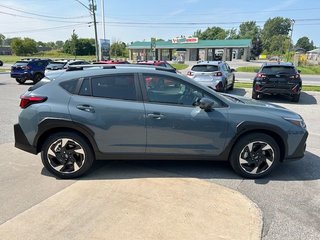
[91,74,137,101]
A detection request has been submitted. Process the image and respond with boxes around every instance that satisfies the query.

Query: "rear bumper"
[10,72,32,80]
[254,82,301,95]
[14,124,37,154]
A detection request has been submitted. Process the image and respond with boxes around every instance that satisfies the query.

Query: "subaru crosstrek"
[252,62,302,102]
[14,64,308,179]
[187,61,235,92]
[11,58,51,84]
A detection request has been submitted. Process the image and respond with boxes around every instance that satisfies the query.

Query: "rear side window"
[60,79,79,94]
[191,65,219,72]
[13,61,28,67]
[91,74,136,100]
[79,79,91,96]
[261,66,296,74]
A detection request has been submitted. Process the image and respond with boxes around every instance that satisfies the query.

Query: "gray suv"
[14,65,308,179]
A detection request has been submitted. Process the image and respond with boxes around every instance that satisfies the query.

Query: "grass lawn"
[171,63,189,70]
[235,82,320,92]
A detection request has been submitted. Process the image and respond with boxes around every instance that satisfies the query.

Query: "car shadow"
[42,150,320,182]
[229,88,247,96]
[258,92,317,105]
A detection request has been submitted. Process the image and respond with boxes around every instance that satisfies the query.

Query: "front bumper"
[14,124,37,154]
[284,130,308,161]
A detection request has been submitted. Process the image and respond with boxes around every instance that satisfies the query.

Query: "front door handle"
[77,104,95,113]
[147,113,165,119]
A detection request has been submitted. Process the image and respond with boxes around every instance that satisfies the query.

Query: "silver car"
[187,61,235,92]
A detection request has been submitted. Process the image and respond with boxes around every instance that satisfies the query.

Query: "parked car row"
[9,58,178,84]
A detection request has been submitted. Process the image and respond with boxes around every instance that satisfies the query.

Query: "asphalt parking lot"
[0,72,319,239]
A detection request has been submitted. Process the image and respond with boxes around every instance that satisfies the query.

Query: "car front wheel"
[230,133,280,178]
[41,132,94,179]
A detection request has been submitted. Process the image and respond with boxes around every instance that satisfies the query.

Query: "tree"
[55,40,64,50]
[11,37,38,55]
[193,27,227,40]
[261,17,292,52]
[0,34,5,46]
[269,35,290,54]
[226,28,239,39]
[77,38,95,55]
[239,21,260,39]
[110,41,127,57]
[295,36,315,51]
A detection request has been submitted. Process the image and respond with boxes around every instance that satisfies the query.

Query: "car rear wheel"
[229,77,235,90]
[230,133,280,178]
[252,90,258,99]
[41,132,94,179]
[33,73,43,84]
[16,78,26,84]
[291,93,300,103]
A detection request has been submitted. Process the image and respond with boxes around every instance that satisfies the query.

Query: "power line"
[1,23,89,34]
[0,3,89,19]
[0,11,90,24]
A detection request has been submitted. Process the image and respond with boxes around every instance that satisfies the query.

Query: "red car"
[95,60,130,64]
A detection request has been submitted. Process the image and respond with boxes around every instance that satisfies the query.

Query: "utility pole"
[287,19,295,62]
[89,0,99,61]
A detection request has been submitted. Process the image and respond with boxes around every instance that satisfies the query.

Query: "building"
[306,48,320,65]
[127,38,252,62]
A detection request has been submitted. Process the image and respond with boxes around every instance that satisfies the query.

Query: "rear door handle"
[77,104,95,113]
[147,113,165,119]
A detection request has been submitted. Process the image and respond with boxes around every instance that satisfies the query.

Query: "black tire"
[252,90,258,99]
[33,73,43,84]
[16,78,26,84]
[229,133,280,178]
[41,132,95,179]
[229,77,235,90]
[0,60,3,66]
[291,93,300,103]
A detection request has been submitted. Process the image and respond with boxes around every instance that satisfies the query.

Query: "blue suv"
[10,58,51,84]
[14,65,308,179]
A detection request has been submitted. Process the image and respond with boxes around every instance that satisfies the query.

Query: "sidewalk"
[0,143,263,240]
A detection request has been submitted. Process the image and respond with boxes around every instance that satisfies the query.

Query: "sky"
[0,0,320,47]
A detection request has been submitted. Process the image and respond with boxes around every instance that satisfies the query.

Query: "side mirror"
[231,68,236,72]
[199,98,214,112]
[298,69,301,73]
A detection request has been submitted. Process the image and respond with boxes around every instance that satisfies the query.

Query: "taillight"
[213,71,223,77]
[290,74,300,79]
[187,71,194,76]
[20,96,47,109]
[256,73,266,78]
[255,84,261,91]
[21,66,30,70]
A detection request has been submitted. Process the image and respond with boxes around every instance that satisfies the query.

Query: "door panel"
[69,75,146,154]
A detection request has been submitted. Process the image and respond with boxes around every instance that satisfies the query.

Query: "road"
[0,73,319,240]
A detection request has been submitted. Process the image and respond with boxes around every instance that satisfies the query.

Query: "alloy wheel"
[239,141,275,175]
[47,138,85,174]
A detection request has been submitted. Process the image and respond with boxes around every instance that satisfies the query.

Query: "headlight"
[284,117,306,128]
